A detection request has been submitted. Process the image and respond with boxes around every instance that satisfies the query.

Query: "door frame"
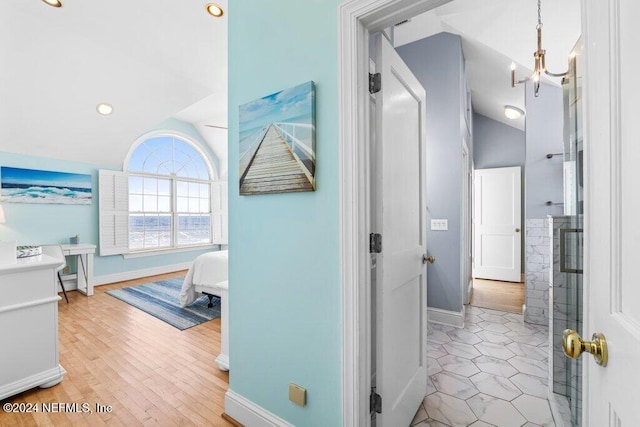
[338,0,595,424]
[338,1,453,425]
[461,139,471,305]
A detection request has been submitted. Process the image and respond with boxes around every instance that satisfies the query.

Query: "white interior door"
[373,33,427,427]
[582,1,640,424]
[473,167,521,282]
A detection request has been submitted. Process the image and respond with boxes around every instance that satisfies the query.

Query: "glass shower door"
[559,36,584,427]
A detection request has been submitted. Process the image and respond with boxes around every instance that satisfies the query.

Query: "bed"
[180,250,229,371]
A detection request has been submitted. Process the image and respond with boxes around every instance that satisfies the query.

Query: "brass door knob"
[423,255,435,264]
[562,329,608,366]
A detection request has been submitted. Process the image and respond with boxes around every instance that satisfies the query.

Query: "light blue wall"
[0,118,218,278]
[228,1,342,426]
[524,81,564,219]
[473,113,525,169]
[397,33,467,313]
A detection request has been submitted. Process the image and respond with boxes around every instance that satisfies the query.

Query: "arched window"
[126,134,215,251]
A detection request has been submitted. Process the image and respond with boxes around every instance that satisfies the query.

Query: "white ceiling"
[0,0,579,168]
[394,0,581,131]
[0,0,227,168]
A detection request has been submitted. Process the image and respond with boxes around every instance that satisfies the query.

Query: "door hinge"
[370,389,382,414]
[370,233,382,253]
[369,72,381,94]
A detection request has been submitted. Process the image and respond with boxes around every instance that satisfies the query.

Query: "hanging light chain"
[536,0,543,30]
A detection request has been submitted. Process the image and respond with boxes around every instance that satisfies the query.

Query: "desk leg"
[75,253,94,296]
[85,253,94,296]
[76,255,88,295]
[215,289,229,371]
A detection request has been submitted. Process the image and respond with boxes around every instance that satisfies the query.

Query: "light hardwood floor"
[470,278,525,314]
[0,271,233,426]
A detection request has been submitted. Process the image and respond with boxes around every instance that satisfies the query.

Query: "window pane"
[129,215,144,250]
[177,181,189,197]
[158,196,171,212]
[142,156,163,175]
[177,214,211,246]
[130,176,143,193]
[144,195,157,212]
[145,231,160,247]
[200,199,209,213]
[158,179,171,196]
[177,197,188,212]
[189,182,199,197]
[189,198,199,213]
[143,178,157,194]
[130,195,143,212]
[200,183,210,199]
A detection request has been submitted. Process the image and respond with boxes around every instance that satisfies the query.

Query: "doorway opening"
[340,0,588,425]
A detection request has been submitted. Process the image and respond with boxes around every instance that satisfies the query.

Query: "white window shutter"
[211,181,228,245]
[99,170,129,256]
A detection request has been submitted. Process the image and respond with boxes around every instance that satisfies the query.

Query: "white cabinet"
[0,255,66,400]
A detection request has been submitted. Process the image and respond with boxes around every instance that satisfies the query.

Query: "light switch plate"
[289,383,306,406]
[431,219,448,231]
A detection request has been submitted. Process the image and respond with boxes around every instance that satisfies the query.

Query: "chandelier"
[511,0,568,97]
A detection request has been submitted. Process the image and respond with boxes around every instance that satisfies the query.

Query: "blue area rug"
[107,277,220,330]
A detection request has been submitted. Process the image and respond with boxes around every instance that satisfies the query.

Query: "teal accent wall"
[228,1,342,425]
[0,119,218,278]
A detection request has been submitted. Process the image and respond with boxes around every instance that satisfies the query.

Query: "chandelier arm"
[544,69,569,78]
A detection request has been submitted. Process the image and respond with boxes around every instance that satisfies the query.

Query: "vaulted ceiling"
[394,0,582,131]
[0,0,227,168]
[1,0,579,170]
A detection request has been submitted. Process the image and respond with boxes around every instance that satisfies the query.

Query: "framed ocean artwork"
[238,81,316,195]
[0,166,92,205]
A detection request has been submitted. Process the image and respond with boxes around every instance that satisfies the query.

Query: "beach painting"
[239,81,316,195]
[1,167,92,205]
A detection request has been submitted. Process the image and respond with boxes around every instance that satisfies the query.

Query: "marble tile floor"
[411,305,554,427]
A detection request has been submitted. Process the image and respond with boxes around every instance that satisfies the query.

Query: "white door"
[582,1,640,424]
[373,33,427,427]
[473,167,521,282]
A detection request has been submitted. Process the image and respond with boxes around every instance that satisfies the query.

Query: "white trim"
[339,0,454,424]
[428,306,465,328]
[224,390,294,427]
[92,262,192,287]
[123,245,218,259]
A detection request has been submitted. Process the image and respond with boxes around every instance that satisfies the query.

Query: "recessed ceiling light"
[504,105,525,120]
[41,0,62,7]
[205,3,224,17]
[96,103,113,116]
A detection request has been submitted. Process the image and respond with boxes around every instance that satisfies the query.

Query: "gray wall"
[525,81,564,218]
[397,33,468,313]
[473,113,526,273]
[473,113,525,169]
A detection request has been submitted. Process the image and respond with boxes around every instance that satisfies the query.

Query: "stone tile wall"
[524,218,551,325]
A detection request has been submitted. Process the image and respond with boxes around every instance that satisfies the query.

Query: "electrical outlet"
[431,219,448,231]
[289,383,306,407]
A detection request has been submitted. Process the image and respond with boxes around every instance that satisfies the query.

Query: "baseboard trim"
[92,262,193,287]
[428,306,465,328]
[225,390,293,427]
